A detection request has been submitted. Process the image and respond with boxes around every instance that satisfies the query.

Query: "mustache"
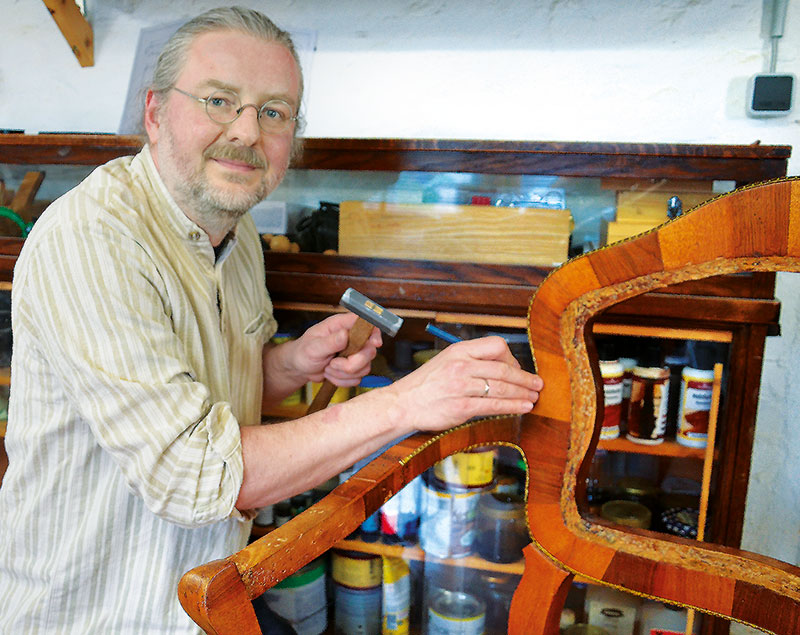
[204,145,266,169]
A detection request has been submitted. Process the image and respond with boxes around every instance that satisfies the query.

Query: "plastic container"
[356,374,393,394]
[585,585,640,635]
[677,367,715,448]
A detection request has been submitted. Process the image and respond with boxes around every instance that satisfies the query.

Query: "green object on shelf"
[0,206,33,238]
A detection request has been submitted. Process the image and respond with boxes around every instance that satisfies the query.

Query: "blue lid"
[360,375,392,388]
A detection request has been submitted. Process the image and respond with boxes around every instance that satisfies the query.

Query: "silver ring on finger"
[482,379,490,397]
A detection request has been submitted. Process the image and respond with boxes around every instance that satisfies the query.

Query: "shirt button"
[189,231,202,241]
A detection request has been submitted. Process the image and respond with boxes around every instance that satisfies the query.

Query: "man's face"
[145,30,300,223]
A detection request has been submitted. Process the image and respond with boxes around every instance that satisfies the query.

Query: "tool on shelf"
[306,288,403,415]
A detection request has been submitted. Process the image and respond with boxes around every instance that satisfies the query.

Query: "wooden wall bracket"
[41,0,93,67]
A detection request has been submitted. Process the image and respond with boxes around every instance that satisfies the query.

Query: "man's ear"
[143,89,161,145]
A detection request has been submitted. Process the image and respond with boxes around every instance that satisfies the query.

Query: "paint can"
[262,558,327,635]
[331,550,382,589]
[626,365,670,445]
[426,588,486,635]
[333,583,382,635]
[418,471,485,558]
[433,447,497,489]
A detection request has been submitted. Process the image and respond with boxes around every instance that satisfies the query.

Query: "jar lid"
[633,365,669,379]
[616,476,659,498]
[359,374,392,388]
[601,500,652,529]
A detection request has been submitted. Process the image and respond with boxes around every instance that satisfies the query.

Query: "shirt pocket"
[244,311,267,336]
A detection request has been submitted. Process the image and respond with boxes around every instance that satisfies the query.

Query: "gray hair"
[150,6,306,146]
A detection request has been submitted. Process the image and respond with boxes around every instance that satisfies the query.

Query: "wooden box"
[338,201,572,266]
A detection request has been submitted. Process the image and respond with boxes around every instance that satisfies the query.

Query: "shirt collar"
[134,145,239,264]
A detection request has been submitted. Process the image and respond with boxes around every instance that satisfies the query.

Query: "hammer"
[306,288,404,414]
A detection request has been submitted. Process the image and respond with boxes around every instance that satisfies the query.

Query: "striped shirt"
[0,147,277,633]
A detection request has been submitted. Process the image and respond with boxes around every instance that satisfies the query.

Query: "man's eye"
[208,96,232,108]
[262,108,284,120]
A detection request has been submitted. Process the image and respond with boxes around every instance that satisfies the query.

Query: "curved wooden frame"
[179,178,800,634]
[520,177,800,634]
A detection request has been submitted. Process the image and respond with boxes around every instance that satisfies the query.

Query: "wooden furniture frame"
[177,178,800,634]
[517,177,800,634]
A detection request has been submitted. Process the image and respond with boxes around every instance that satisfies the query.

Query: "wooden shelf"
[598,437,708,459]
[0,367,9,386]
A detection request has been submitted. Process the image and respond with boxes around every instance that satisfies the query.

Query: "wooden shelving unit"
[0,133,790,635]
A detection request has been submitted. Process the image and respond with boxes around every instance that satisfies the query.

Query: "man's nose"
[225,104,262,145]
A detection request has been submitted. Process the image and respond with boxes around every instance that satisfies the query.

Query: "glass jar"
[478,572,518,634]
[475,492,529,563]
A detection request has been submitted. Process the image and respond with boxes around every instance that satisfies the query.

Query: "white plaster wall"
[1,1,799,628]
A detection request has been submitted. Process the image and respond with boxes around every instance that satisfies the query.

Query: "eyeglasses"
[172,87,298,133]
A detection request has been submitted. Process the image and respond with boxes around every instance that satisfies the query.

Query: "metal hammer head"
[340,288,404,337]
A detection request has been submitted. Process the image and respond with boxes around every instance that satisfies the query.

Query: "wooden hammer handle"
[306,317,375,414]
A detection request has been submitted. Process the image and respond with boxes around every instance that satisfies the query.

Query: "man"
[0,7,543,633]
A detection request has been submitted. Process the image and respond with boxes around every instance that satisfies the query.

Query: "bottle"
[626,343,669,445]
[598,341,624,441]
[677,341,719,449]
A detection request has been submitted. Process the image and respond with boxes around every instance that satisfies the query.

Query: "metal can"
[426,589,486,635]
[419,472,485,558]
[382,556,411,635]
[331,550,382,589]
[599,359,623,440]
[677,366,715,448]
[433,447,497,488]
[263,558,328,635]
[334,583,382,635]
[626,366,670,445]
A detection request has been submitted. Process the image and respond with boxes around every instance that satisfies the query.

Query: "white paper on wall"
[118,20,317,135]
